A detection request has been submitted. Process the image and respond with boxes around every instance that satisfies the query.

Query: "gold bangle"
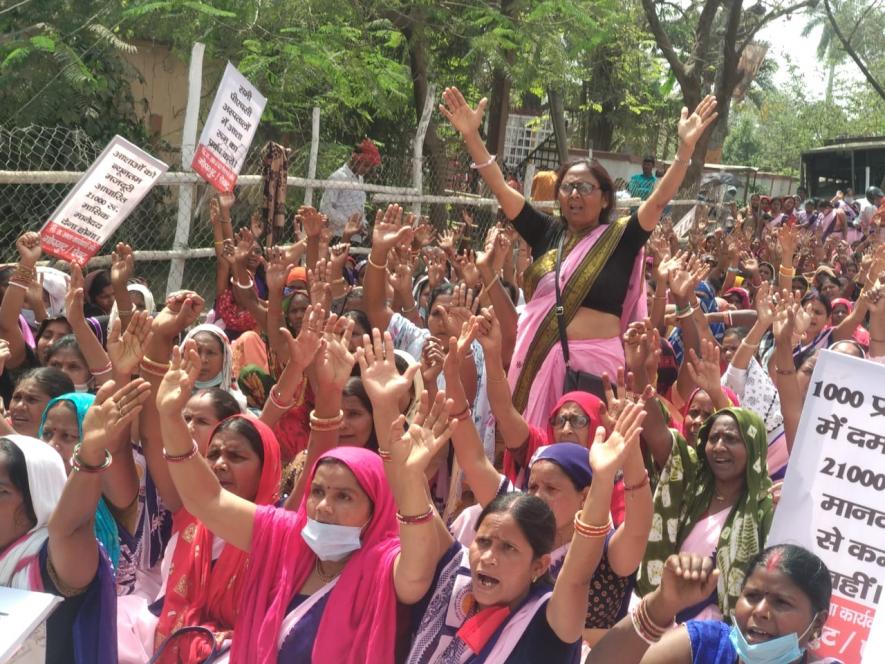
[367,255,387,270]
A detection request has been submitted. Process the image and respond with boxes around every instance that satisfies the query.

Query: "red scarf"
[154,415,282,663]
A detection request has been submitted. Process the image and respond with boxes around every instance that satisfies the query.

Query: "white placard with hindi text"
[39,135,168,265]
[192,62,266,192]
[768,350,885,664]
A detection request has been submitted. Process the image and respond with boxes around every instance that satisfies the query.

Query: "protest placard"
[768,350,885,663]
[192,62,267,192]
[0,586,61,662]
[864,604,885,663]
[39,136,168,265]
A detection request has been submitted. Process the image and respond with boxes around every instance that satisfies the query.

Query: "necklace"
[315,558,341,583]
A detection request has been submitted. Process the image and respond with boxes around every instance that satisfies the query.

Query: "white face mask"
[74,383,90,393]
[300,517,365,562]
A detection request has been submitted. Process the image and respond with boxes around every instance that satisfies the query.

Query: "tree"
[640,0,815,190]
[820,0,885,101]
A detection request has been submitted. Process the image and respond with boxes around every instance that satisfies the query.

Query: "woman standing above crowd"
[439,87,717,429]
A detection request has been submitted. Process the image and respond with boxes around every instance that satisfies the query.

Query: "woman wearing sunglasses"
[440,86,718,431]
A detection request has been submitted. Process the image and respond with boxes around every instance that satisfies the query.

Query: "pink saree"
[508,217,647,429]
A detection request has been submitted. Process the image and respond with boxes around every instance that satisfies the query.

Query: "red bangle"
[624,470,650,492]
[396,506,434,525]
[378,449,392,462]
[574,512,612,538]
[452,405,472,422]
[163,441,199,463]
[269,387,295,410]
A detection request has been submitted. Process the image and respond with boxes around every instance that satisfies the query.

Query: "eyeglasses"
[559,181,600,196]
[549,413,590,428]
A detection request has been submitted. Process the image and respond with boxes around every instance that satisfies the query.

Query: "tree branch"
[688,0,724,78]
[823,0,885,100]
[738,0,816,53]
[639,0,691,91]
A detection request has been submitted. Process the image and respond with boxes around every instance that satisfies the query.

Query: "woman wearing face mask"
[155,317,447,663]
[589,545,840,664]
[637,408,774,623]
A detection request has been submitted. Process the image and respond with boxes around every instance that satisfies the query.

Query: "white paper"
[768,350,885,663]
[0,586,61,662]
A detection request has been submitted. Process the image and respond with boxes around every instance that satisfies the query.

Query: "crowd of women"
[1,86,883,664]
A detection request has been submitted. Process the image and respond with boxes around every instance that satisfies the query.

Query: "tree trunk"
[548,88,569,166]
[486,70,511,160]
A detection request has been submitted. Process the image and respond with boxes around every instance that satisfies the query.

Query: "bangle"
[163,441,199,463]
[269,386,295,410]
[779,266,796,277]
[378,449,392,462]
[401,302,417,314]
[91,362,113,377]
[235,275,254,290]
[396,505,435,525]
[776,367,796,375]
[725,311,733,327]
[630,597,671,644]
[367,255,386,270]
[574,512,612,538]
[119,306,136,318]
[624,470,650,492]
[672,157,692,167]
[675,306,695,320]
[727,266,740,274]
[741,339,760,349]
[70,444,112,473]
[452,404,472,422]
[470,154,496,170]
[309,409,344,432]
[143,354,170,369]
[213,241,224,247]
[7,280,27,291]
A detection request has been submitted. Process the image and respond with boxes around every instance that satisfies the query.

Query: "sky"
[758,10,866,99]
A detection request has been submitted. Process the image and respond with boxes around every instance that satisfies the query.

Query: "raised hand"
[388,390,456,473]
[426,249,448,289]
[588,401,645,480]
[82,378,152,451]
[0,339,10,376]
[357,328,419,408]
[343,212,363,240]
[772,291,799,343]
[685,339,724,396]
[156,342,200,416]
[16,232,41,265]
[152,291,204,340]
[754,281,775,329]
[328,242,351,278]
[654,554,720,619]
[307,260,333,312]
[420,336,445,387]
[64,264,86,323]
[413,216,435,247]
[777,225,799,263]
[312,314,355,392]
[107,309,153,376]
[233,228,257,268]
[372,204,414,254]
[265,246,293,295]
[444,282,478,337]
[472,306,502,356]
[677,95,718,148]
[438,229,456,255]
[111,243,135,286]
[280,305,325,372]
[296,206,327,238]
[439,86,487,136]
[601,367,634,430]
[454,251,481,289]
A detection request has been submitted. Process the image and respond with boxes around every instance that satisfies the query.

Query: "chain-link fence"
[0,123,502,304]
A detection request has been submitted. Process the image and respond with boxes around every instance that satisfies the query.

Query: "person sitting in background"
[627,156,657,201]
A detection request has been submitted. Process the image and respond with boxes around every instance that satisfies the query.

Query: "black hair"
[35,316,72,346]
[643,155,656,164]
[746,544,831,614]
[801,290,832,317]
[723,327,748,341]
[17,366,75,399]
[342,377,378,451]
[427,282,455,316]
[341,309,371,337]
[44,335,88,366]
[828,339,866,358]
[214,417,264,465]
[85,269,112,303]
[554,159,615,226]
[193,388,241,421]
[0,438,37,528]
[476,493,556,559]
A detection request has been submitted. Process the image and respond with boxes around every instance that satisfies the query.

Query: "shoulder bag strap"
[554,232,571,369]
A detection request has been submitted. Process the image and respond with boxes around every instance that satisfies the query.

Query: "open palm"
[677,95,718,147]
[439,87,487,136]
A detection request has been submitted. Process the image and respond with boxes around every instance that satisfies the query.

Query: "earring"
[531,575,538,583]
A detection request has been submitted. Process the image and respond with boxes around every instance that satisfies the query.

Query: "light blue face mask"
[729,617,815,664]
[300,517,365,562]
[194,374,222,390]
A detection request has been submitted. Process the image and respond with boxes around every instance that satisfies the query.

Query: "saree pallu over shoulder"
[511,217,633,414]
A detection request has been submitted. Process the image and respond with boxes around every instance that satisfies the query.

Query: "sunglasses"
[549,413,590,428]
[559,181,600,196]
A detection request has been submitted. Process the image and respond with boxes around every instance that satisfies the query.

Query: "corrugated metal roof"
[803,140,885,155]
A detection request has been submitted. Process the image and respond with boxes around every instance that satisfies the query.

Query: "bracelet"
[119,306,136,318]
[396,505,435,525]
[163,441,199,463]
[451,404,472,422]
[378,449,392,462]
[631,604,658,645]
[672,157,692,167]
[779,266,796,277]
[630,597,670,644]
[70,444,112,473]
[213,241,224,247]
[675,306,696,320]
[269,386,296,410]
[7,280,28,291]
[741,339,760,349]
[139,362,167,378]
[776,367,796,375]
[674,303,691,317]
[470,154,496,170]
[725,311,733,327]
[401,302,417,314]
[142,354,171,370]
[309,409,344,432]
[235,275,255,290]
[727,266,740,274]
[624,470,650,492]
[574,512,612,538]
[367,255,387,270]
[90,363,113,377]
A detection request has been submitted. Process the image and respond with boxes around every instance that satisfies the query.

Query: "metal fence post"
[411,84,436,217]
[165,42,205,297]
[303,106,321,206]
